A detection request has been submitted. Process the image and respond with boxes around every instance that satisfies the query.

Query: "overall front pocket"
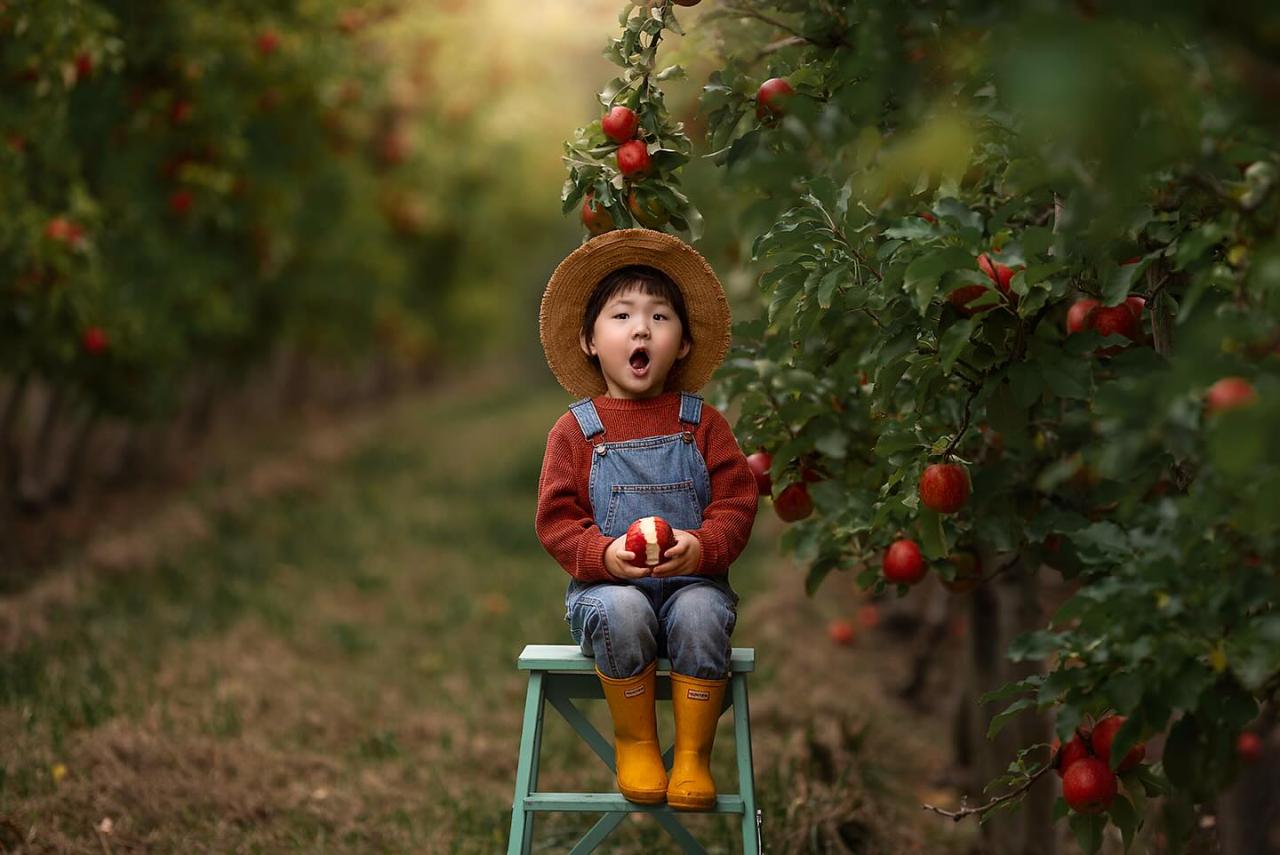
[602,479,704,537]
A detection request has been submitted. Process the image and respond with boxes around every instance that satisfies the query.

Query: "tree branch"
[922,748,1055,822]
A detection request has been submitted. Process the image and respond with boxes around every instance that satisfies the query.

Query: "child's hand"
[605,535,651,580]
[650,529,702,578]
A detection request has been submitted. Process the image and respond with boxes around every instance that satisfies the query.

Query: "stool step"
[519,644,755,673]
[524,792,746,815]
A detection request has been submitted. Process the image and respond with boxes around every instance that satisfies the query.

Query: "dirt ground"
[0,358,984,853]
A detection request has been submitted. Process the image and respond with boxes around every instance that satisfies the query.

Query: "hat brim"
[539,229,732,399]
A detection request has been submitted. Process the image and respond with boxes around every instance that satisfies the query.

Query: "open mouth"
[629,347,650,376]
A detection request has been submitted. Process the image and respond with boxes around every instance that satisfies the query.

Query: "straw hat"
[539,228,732,399]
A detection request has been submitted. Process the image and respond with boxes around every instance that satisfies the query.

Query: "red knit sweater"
[535,390,759,583]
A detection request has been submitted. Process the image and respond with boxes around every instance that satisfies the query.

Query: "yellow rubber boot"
[596,661,668,804]
[667,671,728,810]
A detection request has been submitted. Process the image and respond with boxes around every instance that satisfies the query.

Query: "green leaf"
[937,318,976,372]
[1071,522,1131,562]
[874,430,923,458]
[1108,794,1138,854]
[979,674,1044,706]
[1021,226,1054,258]
[805,554,840,596]
[816,267,841,309]
[1101,260,1143,305]
[918,507,947,559]
[988,697,1037,739]
[814,428,848,459]
[905,247,975,316]
[1068,812,1107,855]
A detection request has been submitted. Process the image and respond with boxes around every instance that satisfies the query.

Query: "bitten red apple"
[601,105,639,143]
[919,463,970,514]
[616,140,651,177]
[1090,715,1146,772]
[1062,757,1117,814]
[755,77,794,126]
[883,538,926,584]
[625,515,676,568]
[745,450,772,496]
[773,482,813,522]
[1205,376,1257,415]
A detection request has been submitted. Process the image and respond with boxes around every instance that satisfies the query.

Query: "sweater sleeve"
[534,417,616,583]
[689,405,760,576]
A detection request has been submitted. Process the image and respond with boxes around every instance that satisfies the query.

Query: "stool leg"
[507,671,545,855]
[732,674,760,854]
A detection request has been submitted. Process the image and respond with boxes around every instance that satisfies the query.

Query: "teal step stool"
[507,644,762,854]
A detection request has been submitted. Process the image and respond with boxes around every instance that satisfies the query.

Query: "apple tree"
[562,2,1279,852]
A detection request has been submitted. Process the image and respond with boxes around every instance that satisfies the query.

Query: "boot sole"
[620,787,668,805]
[667,793,716,810]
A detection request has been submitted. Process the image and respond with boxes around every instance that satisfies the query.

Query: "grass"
[0,371,788,852]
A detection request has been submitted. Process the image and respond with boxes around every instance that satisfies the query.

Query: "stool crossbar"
[507,644,761,854]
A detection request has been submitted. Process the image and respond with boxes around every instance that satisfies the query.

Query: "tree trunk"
[1215,700,1279,854]
[965,550,1057,855]
[0,372,30,507]
[50,407,100,505]
[17,384,65,513]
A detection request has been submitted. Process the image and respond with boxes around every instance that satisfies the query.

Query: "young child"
[534,228,759,810]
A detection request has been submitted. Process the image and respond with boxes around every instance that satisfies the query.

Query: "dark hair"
[579,265,693,367]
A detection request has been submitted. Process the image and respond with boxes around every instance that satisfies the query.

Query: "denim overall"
[563,391,739,680]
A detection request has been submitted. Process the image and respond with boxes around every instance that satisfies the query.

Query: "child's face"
[580,284,690,399]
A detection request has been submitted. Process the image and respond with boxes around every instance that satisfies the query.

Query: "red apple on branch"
[755,77,794,127]
[947,284,998,317]
[773,482,813,522]
[616,140,650,177]
[82,326,109,355]
[1090,715,1146,772]
[1205,376,1257,415]
[1052,732,1094,778]
[977,252,1017,293]
[745,450,772,496]
[882,538,926,584]
[581,193,614,236]
[601,105,639,143]
[1062,757,1117,814]
[1066,298,1100,335]
[627,189,669,228]
[1236,731,1263,764]
[919,462,970,514]
[257,30,281,56]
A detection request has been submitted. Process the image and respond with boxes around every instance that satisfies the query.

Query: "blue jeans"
[565,574,739,680]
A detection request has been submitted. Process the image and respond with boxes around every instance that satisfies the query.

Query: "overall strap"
[678,391,703,442]
[568,397,607,452]
[678,391,703,426]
